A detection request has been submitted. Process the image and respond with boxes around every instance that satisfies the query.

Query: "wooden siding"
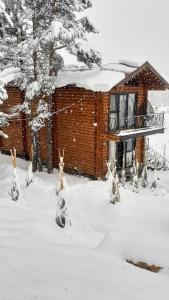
[52,87,97,176]
[0,88,25,156]
[0,84,148,179]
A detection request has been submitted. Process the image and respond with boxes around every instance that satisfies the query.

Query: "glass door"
[109,93,136,131]
[127,94,136,128]
[119,95,127,128]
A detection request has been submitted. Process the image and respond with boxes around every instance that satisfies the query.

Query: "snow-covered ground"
[1,109,169,300]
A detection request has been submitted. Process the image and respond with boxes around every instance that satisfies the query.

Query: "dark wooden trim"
[112,61,169,91]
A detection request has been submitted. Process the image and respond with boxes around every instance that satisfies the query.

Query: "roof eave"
[110,61,169,91]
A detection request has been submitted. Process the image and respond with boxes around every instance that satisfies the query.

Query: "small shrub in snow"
[150,157,159,191]
[26,161,34,187]
[9,149,22,201]
[109,163,120,205]
[26,146,34,187]
[56,150,69,228]
[111,174,120,204]
[121,154,126,187]
[141,165,148,188]
[132,160,139,193]
[105,160,112,180]
[56,195,66,228]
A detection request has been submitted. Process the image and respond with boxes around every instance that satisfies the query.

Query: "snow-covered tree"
[0,0,101,173]
[0,0,14,136]
[23,0,101,173]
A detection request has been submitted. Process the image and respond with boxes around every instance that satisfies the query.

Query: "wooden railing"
[109,113,165,132]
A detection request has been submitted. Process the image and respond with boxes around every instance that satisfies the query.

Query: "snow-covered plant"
[110,172,120,205]
[105,160,112,180]
[56,194,66,228]
[9,148,22,201]
[132,160,139,193]
[141,165,148,188]
[162,144,169,171]
[150,157,159,191]
[121,153,126,187]
[108,160,120,205]
[56,149,69,228]
[26,161,33,187]
[26,146,34,187]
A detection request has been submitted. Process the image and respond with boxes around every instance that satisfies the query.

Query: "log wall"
[0,84,147,178]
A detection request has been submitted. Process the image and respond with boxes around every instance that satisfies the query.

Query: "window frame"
[109,93,137,130]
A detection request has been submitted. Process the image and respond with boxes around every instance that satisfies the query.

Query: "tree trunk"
[47,43,55,174]
[31,10,42,172]
[47,95,53,173]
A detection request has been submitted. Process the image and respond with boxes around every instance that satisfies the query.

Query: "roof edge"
[112,61,169,90]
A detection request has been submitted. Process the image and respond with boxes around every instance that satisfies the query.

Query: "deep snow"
[0,110,169,300]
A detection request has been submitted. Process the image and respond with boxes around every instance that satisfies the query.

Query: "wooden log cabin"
[0,61,168,179]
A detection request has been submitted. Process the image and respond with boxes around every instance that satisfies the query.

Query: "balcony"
[106,113,165,141]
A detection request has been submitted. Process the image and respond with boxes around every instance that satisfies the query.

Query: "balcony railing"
[109,113,165,132]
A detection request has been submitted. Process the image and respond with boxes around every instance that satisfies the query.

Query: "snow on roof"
[103,63,137,74]
[56,68,125,92]
[0,67,21,85]
[118,59,141,68]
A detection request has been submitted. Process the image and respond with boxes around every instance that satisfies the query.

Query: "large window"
[109,93,137,130]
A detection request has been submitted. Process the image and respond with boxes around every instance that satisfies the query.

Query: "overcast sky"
[87,0,169,81]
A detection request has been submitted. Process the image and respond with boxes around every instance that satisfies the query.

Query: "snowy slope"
[0,111,169,300]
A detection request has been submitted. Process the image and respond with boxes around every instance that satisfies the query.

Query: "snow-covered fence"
[146,146,169,170]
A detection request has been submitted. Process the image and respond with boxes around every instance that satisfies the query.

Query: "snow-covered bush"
[56,150,69,228]
[26,161,34,187]
[9,149,22,201]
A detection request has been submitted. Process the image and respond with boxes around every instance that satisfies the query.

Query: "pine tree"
[23,0,101,173]
[1,0,101,173]
[0,0,14,135]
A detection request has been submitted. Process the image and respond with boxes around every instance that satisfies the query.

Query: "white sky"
[87,0,169,81]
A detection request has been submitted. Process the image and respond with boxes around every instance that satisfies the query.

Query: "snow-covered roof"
[55,60,141,92]
[0,67,21,85]
[56,69,125,92]
[56,60,168,92]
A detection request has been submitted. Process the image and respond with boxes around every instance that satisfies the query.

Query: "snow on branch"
[0,0,13,27]
[0,85,8,103]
